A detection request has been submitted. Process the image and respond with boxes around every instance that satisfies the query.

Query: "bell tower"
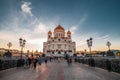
[48,31,52,39]
[67,30,71,39]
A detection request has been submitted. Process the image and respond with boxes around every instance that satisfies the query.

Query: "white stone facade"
[43,25,76,55]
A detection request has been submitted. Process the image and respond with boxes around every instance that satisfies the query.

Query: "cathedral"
[43,25,76,55]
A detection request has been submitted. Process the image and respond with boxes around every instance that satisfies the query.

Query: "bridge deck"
[0,60,120,80]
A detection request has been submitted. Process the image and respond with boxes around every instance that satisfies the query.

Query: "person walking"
[28,57,31,68]
[67,58,70,65]
[30,57,34,70]
[91,58,95,67]
[69,57,72,65]
[36,56,42,72]
[106,59,111,72]
[58,57,60,62]
[34,58,38,69]
[23,59,29,68]
[45,58,48,64]
[50,57,52,62]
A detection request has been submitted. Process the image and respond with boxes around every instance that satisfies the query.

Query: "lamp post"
[19,38,26,59]
[87,38,93,57]
[106,41,111,52]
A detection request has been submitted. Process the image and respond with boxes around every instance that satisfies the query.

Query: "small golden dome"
[48,31,52,34]
[54,25,65,31]
[67,30,71,34]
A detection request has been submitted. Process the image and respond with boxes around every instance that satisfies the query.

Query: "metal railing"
[0,58,25,71]
[75,57,120,73]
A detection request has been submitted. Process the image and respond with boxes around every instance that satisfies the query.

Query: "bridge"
[0,59,120,80]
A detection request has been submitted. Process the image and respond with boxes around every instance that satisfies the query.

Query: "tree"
[106,41,111,52]
[4,50,12,57]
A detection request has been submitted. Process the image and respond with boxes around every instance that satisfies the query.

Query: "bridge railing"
[0,58,25,71]
[75,57,120,73]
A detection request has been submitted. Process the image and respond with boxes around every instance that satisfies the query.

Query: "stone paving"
[0,59,120,80]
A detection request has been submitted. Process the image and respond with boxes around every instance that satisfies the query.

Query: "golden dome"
[54,25,65,31]
[67,30,71,34]
[48,31,52,34]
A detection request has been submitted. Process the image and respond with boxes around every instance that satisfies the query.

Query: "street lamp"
[19,38,26,59]
[87,37,93,57]
[106,41,111,52]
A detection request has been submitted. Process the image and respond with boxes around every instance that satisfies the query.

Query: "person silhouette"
[106,59,111,72]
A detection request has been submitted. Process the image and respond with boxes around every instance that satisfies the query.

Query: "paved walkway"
[0,59,120,80]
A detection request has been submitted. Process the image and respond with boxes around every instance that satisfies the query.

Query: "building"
[0,48,21,57]
[43,25,76,56]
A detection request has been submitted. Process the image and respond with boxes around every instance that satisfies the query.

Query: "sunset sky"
[0,0,120,52]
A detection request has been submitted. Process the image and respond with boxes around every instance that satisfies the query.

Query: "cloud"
[69,26,77,34]
[75,14,87,27]
[102,34,111,41]
[34,23,48,34]
[73,32,112,51]
[70,14,87,34]
[95,34,111,41]
[0,6,61,51]
[27,38,46,45]
[21,1,33,16]
[78,16,86,26]
[0,28,45,51]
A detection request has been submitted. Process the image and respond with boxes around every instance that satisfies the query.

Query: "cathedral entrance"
[58,51,61,54]
[64,51,67,54]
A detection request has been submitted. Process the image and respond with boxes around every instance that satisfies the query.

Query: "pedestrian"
[58,57,60,62]
[69,57,72,65]
[24,59,29,68]
[28,57,31,68]
[91,58,95,67]
[88,58,92,66]
[67,58,70,65]
[34,58,38,69]
[38,57,42,65]
[30,57,34,70]
[50,57,52,62]
[45,58,48,64]
[36,56,42,72]
[106,59,111,72]
[0,59,2,70]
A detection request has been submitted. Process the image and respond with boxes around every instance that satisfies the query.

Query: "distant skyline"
[0,0,120,52]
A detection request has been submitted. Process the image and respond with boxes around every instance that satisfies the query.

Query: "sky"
[0,0,120,52]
